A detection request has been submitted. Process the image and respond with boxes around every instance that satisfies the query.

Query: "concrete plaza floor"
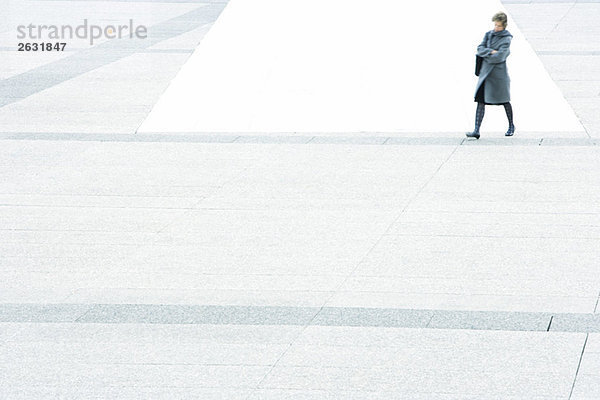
[1,0,600,398]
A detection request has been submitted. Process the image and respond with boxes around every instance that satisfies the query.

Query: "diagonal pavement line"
[569,333,589,399]
[314,142,463,318]
[550,1,577,34]
[249,309,322,397]
[0,3,227,107]
[112,142,257,268]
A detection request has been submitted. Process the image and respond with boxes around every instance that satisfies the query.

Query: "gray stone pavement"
[1,0,600,398]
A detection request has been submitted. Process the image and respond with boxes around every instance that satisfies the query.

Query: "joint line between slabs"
[550,2,577,34]
[318,143,462,311]
[569,333,589,400]
[250,339,295,398]
[73,305,96,323]
[234,141,314,398]
[425,314,435,328]
[150,156,257,238]
[248,301,328,397]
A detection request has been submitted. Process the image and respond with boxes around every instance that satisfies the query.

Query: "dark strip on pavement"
[1,304,599,333]
[0,132,597,146]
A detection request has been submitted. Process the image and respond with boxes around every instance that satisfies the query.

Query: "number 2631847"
[18,42,66,51]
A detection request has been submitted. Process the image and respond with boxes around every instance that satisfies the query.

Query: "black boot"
[504,102,515,136]
[466,102,485,139]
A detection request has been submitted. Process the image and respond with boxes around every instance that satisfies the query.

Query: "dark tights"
[474,102,514,133]
[503,102,514,128]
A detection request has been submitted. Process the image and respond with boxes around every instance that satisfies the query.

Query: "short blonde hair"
[492,12,508,28]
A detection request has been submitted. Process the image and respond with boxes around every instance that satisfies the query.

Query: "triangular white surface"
[138,0,585,134]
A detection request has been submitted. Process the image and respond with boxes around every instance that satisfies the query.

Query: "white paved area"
[138,0,584,134]
[1,0,600,398]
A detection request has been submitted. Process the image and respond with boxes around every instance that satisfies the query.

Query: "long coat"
[475,29,513,104]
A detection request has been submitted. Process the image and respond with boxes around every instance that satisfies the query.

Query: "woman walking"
[467,12,515,139]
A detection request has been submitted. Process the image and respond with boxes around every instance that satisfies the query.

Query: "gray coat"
[475,29,513,104]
